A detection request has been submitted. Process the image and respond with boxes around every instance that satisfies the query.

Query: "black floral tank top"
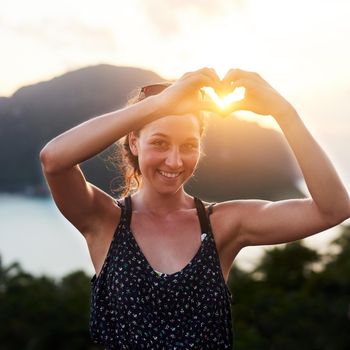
[89,194,234,349]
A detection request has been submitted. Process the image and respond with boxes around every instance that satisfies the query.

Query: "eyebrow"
[150,133,198,141]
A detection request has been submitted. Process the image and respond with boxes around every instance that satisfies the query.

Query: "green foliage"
[228,224,350,349]
[0,258,102,350]
[1,225,349,349]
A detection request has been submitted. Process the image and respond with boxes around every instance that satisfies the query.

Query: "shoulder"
[200,199,252,249]
[200,198,244,216]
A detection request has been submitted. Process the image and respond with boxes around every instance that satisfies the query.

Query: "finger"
[180,70,195,79]
[222,69,259,90]
[224,99,248,115]
[222,68,243,84]
[195,100,222,113]
[184,67,222,88]
[207,68,228,95]
[187,72,222,92]
[229,78,250,90]
[197,67,220,79]
[197,95,249,115]
[199,68,223,89]
[182,67,215,80]
[206,68,222,87]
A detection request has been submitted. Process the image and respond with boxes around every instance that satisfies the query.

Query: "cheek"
[138,147,200,172]
[137,149,160,170]
[185,151,200,168]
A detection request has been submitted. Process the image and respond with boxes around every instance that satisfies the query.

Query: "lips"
[157,169,182,179]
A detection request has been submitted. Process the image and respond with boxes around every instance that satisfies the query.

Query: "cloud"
[6,17,118,53]
[138,0,246,37]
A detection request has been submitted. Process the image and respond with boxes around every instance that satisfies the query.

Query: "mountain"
[0,64,303,201]
[0,64,163,195]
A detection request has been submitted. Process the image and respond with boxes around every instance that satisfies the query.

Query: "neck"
[130,186,194,215]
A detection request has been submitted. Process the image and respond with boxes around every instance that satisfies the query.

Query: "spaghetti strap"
[124,194,132,228]
[193,197,209,233]
[208,202,217,216]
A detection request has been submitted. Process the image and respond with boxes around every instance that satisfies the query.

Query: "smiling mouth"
[157,170,182,179]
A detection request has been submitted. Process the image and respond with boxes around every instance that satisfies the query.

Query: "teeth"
[159,170,180,178]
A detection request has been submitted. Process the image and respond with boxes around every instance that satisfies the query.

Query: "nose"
[165,146,183,169]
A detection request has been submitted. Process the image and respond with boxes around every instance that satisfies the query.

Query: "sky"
[2,0,350,98]
[1,0,349,276]
[2,0,349,182]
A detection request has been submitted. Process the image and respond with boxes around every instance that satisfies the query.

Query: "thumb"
[220,100,248,117]
[196,100,221,113]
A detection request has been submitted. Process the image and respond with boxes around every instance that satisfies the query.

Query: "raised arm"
[219,69,350,248]
[39,68,221,236]
[40,68,221,171]
[40,94,162,173]
[39,91,162,236]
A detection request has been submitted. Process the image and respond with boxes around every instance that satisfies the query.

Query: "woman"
[40,67,350,349]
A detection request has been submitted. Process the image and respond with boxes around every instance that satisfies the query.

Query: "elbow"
[40,143,75,174]
[39,145,59,174]
[39,148,51,173]
[337,195,350,223]
[39,147,48,164]
[326,199,350,226]
[339,205,350,224]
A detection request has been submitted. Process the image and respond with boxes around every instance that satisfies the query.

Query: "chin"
[155,182,186,196]
[156,183,184,195]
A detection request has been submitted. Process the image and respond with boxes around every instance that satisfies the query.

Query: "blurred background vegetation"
[1,224,349,349]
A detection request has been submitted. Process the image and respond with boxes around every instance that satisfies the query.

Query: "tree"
[0,258,102,350]
[228,226,350,349]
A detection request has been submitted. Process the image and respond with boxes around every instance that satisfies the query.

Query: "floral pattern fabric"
[89,195,234,349]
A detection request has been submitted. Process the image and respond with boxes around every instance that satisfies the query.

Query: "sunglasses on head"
[139,82,206,101]
[139,83,172,99]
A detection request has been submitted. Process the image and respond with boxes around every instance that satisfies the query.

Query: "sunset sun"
[201,86,246,109]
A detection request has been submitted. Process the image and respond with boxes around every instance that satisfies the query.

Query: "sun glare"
[201,85,280,131]
[201,86,246,109]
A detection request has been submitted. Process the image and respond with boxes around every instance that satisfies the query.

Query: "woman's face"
[129,114,201,195]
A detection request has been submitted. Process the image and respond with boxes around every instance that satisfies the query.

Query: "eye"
[152,140,168,148]
[182,143,198,151]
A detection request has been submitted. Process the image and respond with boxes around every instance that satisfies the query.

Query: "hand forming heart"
[201,68,295,119]
[200,86,245,115]
[154,67,294,120]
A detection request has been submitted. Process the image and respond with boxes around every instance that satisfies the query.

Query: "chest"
[129,211,204,275]
[89,204,239,284]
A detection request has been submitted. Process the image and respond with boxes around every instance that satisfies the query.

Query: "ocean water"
[0,193,346,279]
[0,194,95,279]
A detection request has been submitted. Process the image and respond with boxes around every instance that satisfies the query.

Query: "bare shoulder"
[201,199,247,251]
[199,199,250,279]
[202,198,245,220]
